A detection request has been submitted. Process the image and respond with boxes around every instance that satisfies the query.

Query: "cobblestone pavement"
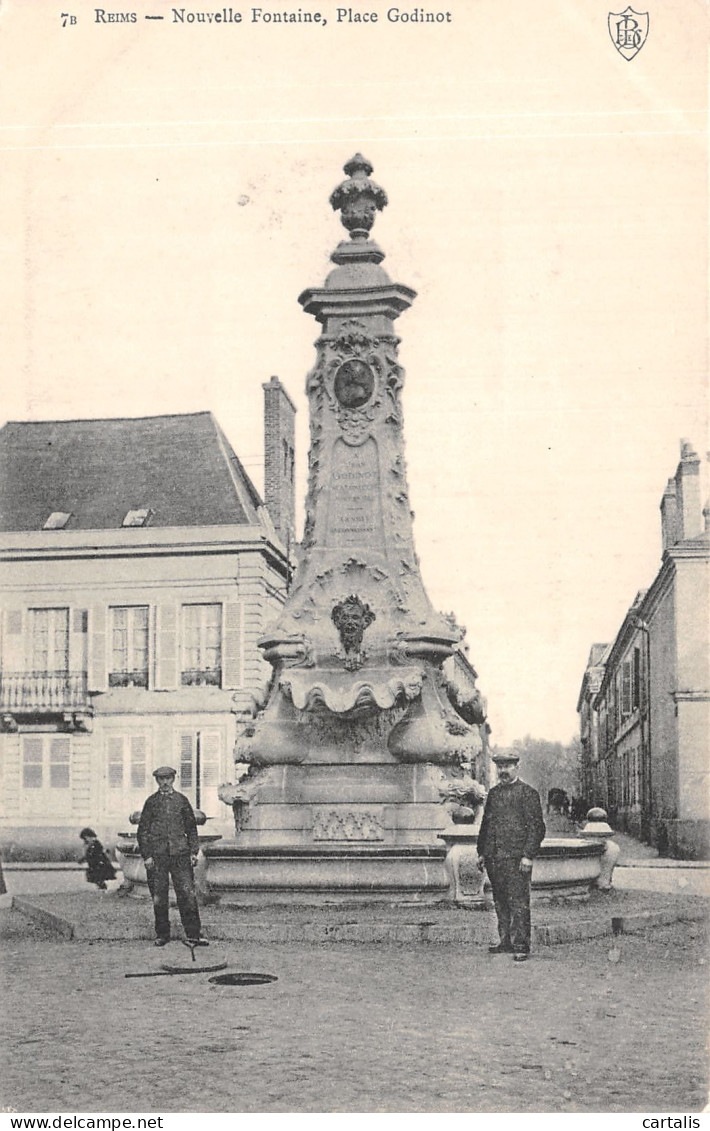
[1,910,707,1114]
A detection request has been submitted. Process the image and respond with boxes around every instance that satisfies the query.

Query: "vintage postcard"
[0,0,707,1120]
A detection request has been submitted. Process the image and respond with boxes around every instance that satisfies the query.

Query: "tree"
[496,735,583,803]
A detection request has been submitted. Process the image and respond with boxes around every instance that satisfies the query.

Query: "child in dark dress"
[79,828,116,890]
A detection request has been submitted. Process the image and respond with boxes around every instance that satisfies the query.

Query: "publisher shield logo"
[608,7,649,60]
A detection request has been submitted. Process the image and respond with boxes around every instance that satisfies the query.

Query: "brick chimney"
[674,438,702,542]
[262,375,296,546]
[660,477,679,551]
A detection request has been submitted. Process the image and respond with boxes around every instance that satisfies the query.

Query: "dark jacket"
[82,839,116,884]
[477,779,546,861]
[137,790,199,859]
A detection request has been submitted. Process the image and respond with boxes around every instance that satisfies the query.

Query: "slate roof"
[0,412,264,532]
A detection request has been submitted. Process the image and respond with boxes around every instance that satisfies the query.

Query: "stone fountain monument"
[115,156,614,904]
[210,155,487,901]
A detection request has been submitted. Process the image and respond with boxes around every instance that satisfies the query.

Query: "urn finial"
[330,154,388,240]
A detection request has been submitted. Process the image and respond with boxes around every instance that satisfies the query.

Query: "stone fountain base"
[203,841,450,904]
[116,833,608,906]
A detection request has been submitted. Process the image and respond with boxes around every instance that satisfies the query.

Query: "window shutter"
[200,730,221,787]
[70,609,88,673]
[179,732,194,791]
[222,600,242,689]
[88,605,107,691]
[2,609,25,670]
[49,737,71,789]
[621,660,632,717]
[632,648,641,711]
[107,735,125,789]
[155,604,178,690]
[130,735,147,789]
[22,736,44,789]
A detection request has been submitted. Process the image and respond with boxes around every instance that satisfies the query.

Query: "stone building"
[0,395,294,859]
[578,440,709,858]
[576,641,611,804]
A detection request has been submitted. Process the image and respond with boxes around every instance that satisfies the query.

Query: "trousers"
[146,853,201,941]
[486,857,532,953]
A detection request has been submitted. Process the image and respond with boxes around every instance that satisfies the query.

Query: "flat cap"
[491,751,520,764]
[153,765,177,779]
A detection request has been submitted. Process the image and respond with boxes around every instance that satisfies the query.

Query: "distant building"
[0,389,295,859]
[578,441,709,858]
[576,642,611,804]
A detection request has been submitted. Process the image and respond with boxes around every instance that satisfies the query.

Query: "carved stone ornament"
[321,323,384,445]
[280,666,423,714]
[334,358,375,409]
[332,594,376,670]
[329,154,388,239]
[313,808,385,841]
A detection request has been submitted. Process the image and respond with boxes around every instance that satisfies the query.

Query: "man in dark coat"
[137,766,207,947]
[477,751,546,961]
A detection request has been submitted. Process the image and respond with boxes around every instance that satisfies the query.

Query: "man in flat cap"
[137,766,207,947]
[477,751,545,962]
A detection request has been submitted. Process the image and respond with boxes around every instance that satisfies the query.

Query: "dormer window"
[122,508,152,528]
[43,512,71,530]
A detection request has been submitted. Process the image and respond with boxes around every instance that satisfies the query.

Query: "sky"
[1,0,707,746]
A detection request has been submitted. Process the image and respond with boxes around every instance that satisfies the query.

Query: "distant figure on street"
[137,766,208,948]
[78,828,116,891]
[570,796,589,823]
[477,751,546,962]
[546,787,570,818]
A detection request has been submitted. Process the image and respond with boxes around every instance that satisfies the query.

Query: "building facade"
[576,642,610,805]
[578,441,709,858]
[0,399,294,859]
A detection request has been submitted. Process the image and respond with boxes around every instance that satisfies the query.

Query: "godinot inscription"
[312,808,385,841]
[325,437,385,548]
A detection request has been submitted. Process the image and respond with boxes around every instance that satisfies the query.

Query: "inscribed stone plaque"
[325,437,385,550]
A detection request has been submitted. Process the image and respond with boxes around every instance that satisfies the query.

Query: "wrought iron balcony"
[181,668,222,687]
[108,670,149,689]
[0,671,90,713]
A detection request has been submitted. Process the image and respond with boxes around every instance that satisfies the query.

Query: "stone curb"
[3,862,84,871]
[11,897,75,939]
[614,906,709,933]
[10,896,707,946]
[533,904,708,946]
[618,860,710,870]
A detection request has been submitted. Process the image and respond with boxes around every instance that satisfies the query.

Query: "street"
[0,909,707,1114]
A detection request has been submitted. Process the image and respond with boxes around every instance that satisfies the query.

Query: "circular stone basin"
[209,973,278,986]
[533,837,605,897]
[115,835,222,889]
[438,832,606,903]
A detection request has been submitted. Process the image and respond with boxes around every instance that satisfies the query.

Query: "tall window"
[104,733,149,816]
[181,604,222,686]
[29,608,69,672]
[621,660,633,719]
[22,736,71,792]
[107,734,147,790]
[109,606,149,688]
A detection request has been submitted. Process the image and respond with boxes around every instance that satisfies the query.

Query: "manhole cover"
[209,972,278,987]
